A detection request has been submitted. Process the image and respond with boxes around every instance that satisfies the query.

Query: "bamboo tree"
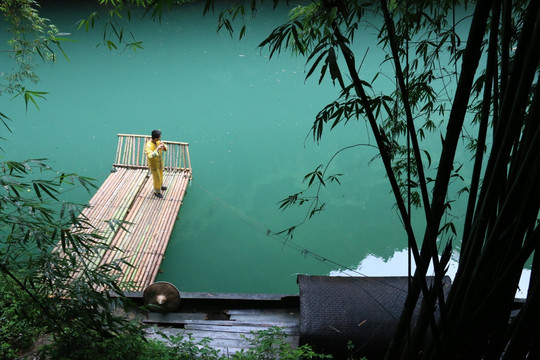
[225,0,539,358]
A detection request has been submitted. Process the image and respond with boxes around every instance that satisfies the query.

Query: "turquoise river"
[1,0,530,295]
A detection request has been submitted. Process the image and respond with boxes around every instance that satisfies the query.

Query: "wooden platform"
[138,292,300,355]
[66,134,192,292]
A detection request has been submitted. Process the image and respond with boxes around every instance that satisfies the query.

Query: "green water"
[2,1,475,294]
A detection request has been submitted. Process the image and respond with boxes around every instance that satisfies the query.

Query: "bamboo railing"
[114,133,192,172]
[59,134,192,292]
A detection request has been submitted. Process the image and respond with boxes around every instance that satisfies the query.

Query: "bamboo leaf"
[422,150,432,168]
[327,47,345,89]
[106,40,118,50]
[38,182,59,201]
[33,183,42,201]
[306,49,329,81]
[203,0,214,15]
[0,111,12,133]
[239,25,246,40]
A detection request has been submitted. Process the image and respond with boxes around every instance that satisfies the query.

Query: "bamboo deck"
[64,134,192,292]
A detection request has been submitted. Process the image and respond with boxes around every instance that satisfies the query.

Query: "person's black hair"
[151,130,161,140]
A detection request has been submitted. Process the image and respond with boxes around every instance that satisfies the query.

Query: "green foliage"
[0,281,41,359]
[40,322,147,360]
[232,326,332,360]
[76,0,190,51]
[40,326,335,360]
[250,0,473,244]
[0,0,65,109]
[0,158,143,359]
[140,333,222,360]
[0,161,334,360]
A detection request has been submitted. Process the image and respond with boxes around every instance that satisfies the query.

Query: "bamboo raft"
[63,134,192,292]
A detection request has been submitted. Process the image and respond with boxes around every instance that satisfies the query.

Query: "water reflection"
[329,249,530,298]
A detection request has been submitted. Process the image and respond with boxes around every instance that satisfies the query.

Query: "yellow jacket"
[145,140,167,170]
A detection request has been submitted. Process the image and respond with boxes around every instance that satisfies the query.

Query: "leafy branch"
[276,143,375,239]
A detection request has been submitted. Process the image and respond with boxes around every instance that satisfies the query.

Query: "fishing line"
[195,181,361,269]
[193,181,409,296]
[193,181,410,320]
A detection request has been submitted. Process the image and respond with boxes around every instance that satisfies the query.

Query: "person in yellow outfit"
[146,130,168,198]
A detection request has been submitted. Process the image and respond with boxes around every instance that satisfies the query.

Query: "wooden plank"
[143,317,300,335]
[184,324,299,335]
[183,319,299,327]
[226,308,299,315]
[146,331,238,344]
[120,291,298,301]
[179,292,298,301]
[150,329,270,341]
[229,313,299,323]
[143,312,207,324]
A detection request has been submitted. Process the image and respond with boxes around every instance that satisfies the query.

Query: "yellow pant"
[151,168,163,193]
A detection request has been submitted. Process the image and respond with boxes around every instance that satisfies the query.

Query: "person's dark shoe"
[161,186,167,191]
[154,192,163,198]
